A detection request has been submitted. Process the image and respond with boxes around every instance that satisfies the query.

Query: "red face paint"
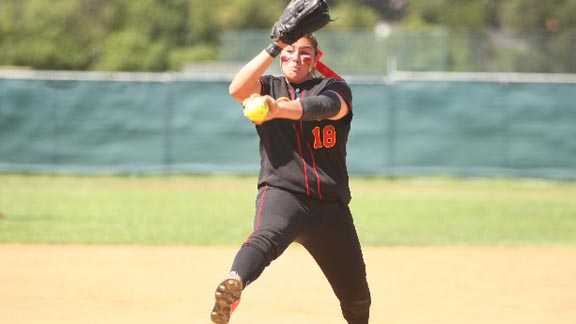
[280,38,322,83]
[280,53,291,63]
[281,43,314,65]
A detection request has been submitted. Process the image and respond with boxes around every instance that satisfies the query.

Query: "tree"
[402,0,500,29]
[362,0,407,22]
[500,0,576,33]
[1,0,575,72]
[328,3,380,29]
[498,0,576,72]
[0,0,89,69]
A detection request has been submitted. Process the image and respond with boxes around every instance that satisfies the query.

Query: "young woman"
[210,34,371,324]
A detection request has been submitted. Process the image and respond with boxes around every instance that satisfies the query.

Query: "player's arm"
[326,91,350,120]
[262,90,349,121]
[229,42,286,103]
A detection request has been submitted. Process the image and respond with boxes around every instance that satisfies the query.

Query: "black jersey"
[256,75,354,204]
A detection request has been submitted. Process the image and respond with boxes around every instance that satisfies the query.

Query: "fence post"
[386,58,398,178]
[162,74,173,177]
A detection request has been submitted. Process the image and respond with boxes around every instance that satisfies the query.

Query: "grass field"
[2,174,576,324]
[1,174,575,246]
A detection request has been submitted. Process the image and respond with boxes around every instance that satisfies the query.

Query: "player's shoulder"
[260,75,288,95]
[303,77,350,94]
[322,77,350,90]
[261,75,284,85]
[260,74,286,88]
[320,77,352,100]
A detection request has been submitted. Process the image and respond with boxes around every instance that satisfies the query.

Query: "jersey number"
[312,125,336,149]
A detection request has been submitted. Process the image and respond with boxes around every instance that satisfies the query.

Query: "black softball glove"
[270,0,332,45]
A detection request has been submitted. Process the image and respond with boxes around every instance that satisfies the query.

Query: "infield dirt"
[1,245,575,324]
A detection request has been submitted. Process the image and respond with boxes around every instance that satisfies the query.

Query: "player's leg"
[210,186,311,323]
[231,186,313,286]
[299,202,371,324]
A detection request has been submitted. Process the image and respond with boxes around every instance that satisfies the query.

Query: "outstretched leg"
[210,187,312,323]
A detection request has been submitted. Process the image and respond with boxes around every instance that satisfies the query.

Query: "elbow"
[228,83,239,98]
[228,83,245,102]
[229,79,261,103]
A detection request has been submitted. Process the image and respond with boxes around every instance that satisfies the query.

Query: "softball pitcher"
[209,31,371,324]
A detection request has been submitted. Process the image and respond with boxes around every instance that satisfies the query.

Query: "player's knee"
[342,294,371,324]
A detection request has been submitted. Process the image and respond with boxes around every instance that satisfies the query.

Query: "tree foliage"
[0,0,575,72]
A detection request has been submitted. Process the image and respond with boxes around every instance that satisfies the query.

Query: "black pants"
[230,186,371,323]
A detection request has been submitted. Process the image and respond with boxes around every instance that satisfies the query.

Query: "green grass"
[350,177,576,246]
[1,174,575,246]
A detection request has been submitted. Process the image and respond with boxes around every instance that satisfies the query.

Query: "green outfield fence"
[1,70,576,179]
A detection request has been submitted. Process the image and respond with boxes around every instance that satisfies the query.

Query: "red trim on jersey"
[243,185,268,245]
[255,185,268,230]
[293,123,311,196]
[306,141,323,200]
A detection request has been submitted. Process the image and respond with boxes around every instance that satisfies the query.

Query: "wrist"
[265,43,283,58]
[274,40,287,48]
[276,99,304,120]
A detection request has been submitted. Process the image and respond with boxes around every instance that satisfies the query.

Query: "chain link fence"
[219,28,576,75]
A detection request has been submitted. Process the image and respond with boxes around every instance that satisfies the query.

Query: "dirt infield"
[1,245,575,324]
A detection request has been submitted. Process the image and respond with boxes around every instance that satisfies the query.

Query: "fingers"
[242,93,260,107]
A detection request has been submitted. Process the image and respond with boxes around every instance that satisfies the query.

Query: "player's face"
[280,37,317,84]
